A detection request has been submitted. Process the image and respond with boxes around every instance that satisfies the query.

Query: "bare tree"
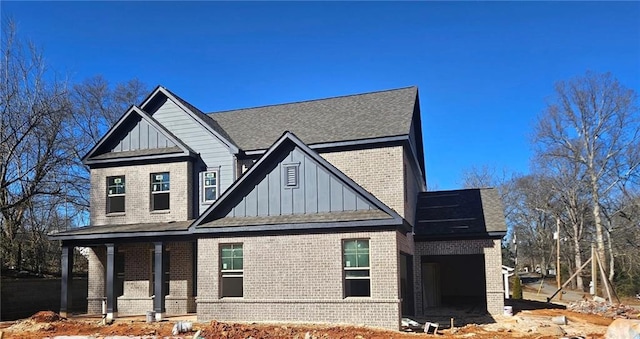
[64,76,147,214]
[536,154,592,290]
[0,21,73,269]
[535,71,640,278]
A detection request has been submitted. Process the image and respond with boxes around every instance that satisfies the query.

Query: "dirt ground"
[6,281,640,339]
[0,305,624,339]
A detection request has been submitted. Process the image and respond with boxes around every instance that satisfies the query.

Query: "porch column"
[153,242,166,321]
[60,245,74,317]
[106,243,117,320]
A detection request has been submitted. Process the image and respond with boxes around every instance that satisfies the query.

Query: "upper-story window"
[202,170,219,203]
[151,172,170,211]
[107,176,125,213]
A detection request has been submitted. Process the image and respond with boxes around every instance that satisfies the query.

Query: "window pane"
[233,258,243,270]
[221,258,232,270]
[344,254,357,268]
[356,240,369,250]
[222,276,243,297]
[344,240,357,251]
[205,187,216,201]
[345,279,370,297]
[152,192,170,210]
[357,253,369,267]
[221,247,232,258]
[108,196,125,213]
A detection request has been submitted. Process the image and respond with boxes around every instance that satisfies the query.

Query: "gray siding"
[151,98,235,214]
[229,146,373,218]
[111,117,175,152]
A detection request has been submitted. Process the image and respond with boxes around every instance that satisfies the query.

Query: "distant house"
[50,86,506,330]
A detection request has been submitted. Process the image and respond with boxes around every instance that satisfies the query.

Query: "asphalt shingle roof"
[198,210,391,228]
[414,188,507,238]
[207,86,418,151]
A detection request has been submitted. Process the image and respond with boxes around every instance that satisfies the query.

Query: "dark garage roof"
[415,188,507,239]
[208,87,418,151]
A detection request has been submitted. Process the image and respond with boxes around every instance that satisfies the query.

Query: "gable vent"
[284,164,299,188]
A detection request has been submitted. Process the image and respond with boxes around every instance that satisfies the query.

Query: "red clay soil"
[1,310,611,339]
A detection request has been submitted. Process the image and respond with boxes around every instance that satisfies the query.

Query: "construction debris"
[567,298,639,319]
[400,317,423,332]
[171,321,193,335]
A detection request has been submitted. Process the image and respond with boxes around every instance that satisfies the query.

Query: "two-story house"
[50,86,506,330]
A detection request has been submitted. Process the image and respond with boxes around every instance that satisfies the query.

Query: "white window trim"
[107,175,126,214]
[343,239,371,298]
[150,172,170,211]
[220,243,244,298]
[201,170,219,204]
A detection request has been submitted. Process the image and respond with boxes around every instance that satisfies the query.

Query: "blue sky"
[2,1,639,190]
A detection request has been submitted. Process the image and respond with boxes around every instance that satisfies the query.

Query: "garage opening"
[421,254,486,311]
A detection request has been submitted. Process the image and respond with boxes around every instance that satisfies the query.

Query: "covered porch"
[51,221,195,321]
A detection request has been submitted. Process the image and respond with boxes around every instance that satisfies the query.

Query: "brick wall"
[321,146,406,219]
[85,242,194,316]
[196,230,404,330]
[87,246,106,314]
[90,161,193,226]
[412,239,504,316]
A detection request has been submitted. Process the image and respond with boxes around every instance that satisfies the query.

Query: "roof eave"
[84,151,197,166]
[244,135,409,156]
[193,217,405,235]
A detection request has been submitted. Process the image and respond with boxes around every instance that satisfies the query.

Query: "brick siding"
[321,146,406,219]
[84,242,194,316]
[86,247,106,314]
[413,239,504,316]
[90,161,193,226]
[196,230,405,330]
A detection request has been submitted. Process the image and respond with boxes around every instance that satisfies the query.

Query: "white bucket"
[503,306,513,316]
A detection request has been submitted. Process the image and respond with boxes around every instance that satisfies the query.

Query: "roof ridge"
[207,86,417,115]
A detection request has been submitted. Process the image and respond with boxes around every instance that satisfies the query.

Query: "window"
[220,244,243,297]
[151,172,170,211]
[283,163,299,189]
[107,176,125,213]
[343,239,371,297]
[202,171,219,203]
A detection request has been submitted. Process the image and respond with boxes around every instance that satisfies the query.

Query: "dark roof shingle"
[208,86,418,151]
[414,188,507,239]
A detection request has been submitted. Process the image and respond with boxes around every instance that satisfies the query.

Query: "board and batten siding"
[151,98,235,214]
[229,146,373,218]
[111,117,176,152]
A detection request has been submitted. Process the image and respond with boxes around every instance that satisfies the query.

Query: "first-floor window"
[343,239,371,297]
[151,172,170,211]
[107,175,125,213]
[220,243,243,297]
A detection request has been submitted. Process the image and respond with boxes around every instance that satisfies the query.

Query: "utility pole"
[591,244,598,297]
[555,217,561,300]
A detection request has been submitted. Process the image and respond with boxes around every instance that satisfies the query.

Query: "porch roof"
[49,220,193,240]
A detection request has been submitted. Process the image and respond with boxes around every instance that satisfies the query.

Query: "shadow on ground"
[506,298,566,314]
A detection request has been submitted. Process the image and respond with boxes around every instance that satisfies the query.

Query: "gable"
[193,132,405,231]
[83,106,194,165]
[224,145,375,219]
[109,114,176,152]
